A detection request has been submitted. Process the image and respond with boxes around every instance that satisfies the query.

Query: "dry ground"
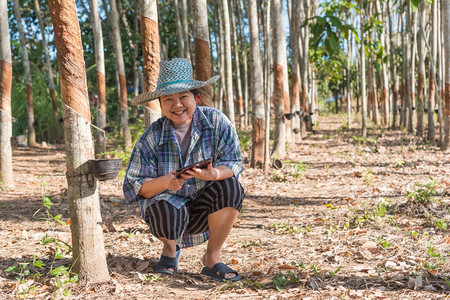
[1,115,449,299]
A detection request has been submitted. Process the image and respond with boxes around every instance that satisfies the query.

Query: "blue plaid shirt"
[123,106,243,247]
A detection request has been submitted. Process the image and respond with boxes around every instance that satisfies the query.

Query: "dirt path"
[1,115,449,299]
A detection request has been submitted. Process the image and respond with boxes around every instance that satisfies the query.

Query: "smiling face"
[160,91,197,126]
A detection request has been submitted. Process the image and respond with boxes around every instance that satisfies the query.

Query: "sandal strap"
[211,262,238,277]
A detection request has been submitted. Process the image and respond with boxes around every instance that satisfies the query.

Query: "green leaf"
[410,0,420,11]
[5,266,18,272]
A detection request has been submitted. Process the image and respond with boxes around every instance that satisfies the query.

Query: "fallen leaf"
[231,259,239,265]
[278,264,297,270]
[443,236,450,245]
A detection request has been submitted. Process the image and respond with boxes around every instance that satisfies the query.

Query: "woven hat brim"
[131,75,220,105]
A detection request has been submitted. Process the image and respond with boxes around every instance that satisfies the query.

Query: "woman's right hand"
[166,170,187,191]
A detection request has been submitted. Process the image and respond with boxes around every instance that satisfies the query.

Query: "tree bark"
[290,0,301,142]
[427,0,437,144]
[222,0,235,125]
[416,0,426,137]
[180,0,191,61]
[193,0,213,107]
[0,0,13,188]
[271,0,289,157]
[360,0,367,137]
[109,0,131,147]
[442,0,450,150]
[388,0,399,130]
[140,0,162,127]
[87,0,107,156]
[248,0,264,168]
[237,0,249,128]
[34,0,62,143]
[229,0,244,129]
[48,0,109,283]
[174,0,185,58]
[13,0,37,147]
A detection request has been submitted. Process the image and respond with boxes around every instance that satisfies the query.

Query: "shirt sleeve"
[214,115,244,177]
[123,138,158,205]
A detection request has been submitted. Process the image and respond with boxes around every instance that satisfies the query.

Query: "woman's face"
[160,91,196,126]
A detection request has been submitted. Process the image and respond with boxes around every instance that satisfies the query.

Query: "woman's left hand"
[181,162,219,181]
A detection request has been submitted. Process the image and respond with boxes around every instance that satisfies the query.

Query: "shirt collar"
[158,106,214,145]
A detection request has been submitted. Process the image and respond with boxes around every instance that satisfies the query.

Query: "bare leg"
[202,207,239,279]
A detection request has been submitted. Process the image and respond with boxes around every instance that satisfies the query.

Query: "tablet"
[175,158,212,178]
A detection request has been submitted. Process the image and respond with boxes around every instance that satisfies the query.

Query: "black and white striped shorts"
[144,176,244,240]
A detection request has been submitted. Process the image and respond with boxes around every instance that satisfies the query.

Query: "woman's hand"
[166,170,187,191]
[182,162,219,181]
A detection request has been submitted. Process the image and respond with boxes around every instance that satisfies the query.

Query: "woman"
[123,58,244,282]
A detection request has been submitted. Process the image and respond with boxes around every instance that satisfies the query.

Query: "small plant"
[434,218,448,231]
[394,158,405,168]
[243,240,260,248]
[270,222,303,234]
[407,177,439,205]
[363,168,374,185]
[272,271,298,291]
[328,266,341,276]
[376,235,392,248]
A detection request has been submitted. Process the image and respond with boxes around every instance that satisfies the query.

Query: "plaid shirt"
[123,106,243,247]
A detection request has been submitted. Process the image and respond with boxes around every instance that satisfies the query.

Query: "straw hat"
[131,58,220,105]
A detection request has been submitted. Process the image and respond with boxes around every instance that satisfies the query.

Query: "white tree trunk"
[360,0,367,137]
[271,0,289,157]
[0,0,13,188]
[249,0,264,167]
[222,0,235,124]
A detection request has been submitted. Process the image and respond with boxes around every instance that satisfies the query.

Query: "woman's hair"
[158,89,200,102]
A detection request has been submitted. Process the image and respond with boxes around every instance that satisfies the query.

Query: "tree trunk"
[222,0,235,125]
[109,0,131,148]
[263,0,271,171]
[34,0,61,143]
[249,0,264,168]
[416,0,426,137]
[229,0,244,129]
[427,0,437,144]
[299,1,310,136]
[388,0,399,130]
[406,0,414,134]
[237,0,249,128]
[87,0,107,156]
[442,0,450,150]
[140,0,162,127]
[180,0,191,61]
[0,0,13,188]
[193,0,213,106]
[290,0,301,142]
[174,0,185,58]
[48,0,109,283]
[360,0,367,137]
[13,0,37,147]
[271,0,289,157]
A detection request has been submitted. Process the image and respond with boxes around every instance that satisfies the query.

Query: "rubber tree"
[230,0,244,128]
[360,0,367,137]
[416,0,426,137]
[13,0,37,147]
[109,0,132,148]
[87,0,107,156]
[48,0,109,282]
[290,0,302,142]
[193,0,213,107]
[34,0,62,143]
[427,0,437,144]
[248,0,264,167]
[271,0,289,157]
[0,0,13,188]
[140,0,162,127]
[443,0,450,150]
[222,0,235,125]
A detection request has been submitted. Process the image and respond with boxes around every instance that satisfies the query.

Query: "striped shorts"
[144,176,244,240]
